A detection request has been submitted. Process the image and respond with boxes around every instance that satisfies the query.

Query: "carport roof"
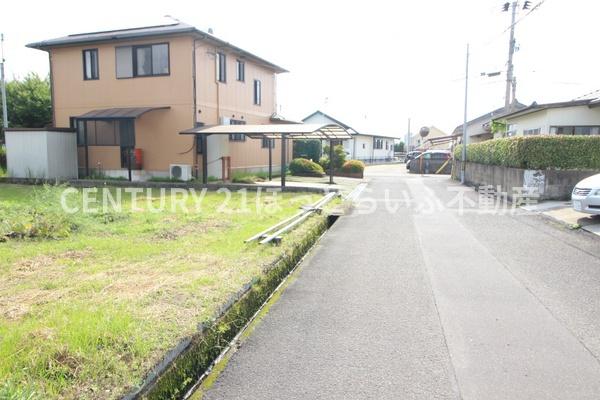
[180,123,353,139]
[74,107,170,120]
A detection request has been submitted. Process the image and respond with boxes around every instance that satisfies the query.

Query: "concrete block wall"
[453,161,599,201]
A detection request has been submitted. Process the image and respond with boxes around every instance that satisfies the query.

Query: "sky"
[1,0,598,138]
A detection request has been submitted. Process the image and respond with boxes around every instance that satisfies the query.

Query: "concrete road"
[200,164,600,400]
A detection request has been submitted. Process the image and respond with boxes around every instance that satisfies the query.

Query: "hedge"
[454,136,600,170]
[341,160,365,173]
[288,158,325,176]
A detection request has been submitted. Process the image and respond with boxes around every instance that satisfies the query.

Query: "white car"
[572,173,600,215]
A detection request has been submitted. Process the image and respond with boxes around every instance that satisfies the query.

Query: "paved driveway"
[199,164,600,400]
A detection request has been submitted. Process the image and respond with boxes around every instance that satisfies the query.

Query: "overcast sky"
[1,0,598,138]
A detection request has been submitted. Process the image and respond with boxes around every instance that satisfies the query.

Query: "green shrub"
[288,158,325,177]
[341,160,365,173]
[454,136,600,170]
[0,145,6,171]
[321,144,346,170]
[319,156,330,171]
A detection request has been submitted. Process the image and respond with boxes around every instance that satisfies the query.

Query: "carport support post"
[83,121,90,178]
[281,134,286,189]
[127,147,132,181]
[329,139,334,185]
[268,139,272,181]
[202,134,208,184]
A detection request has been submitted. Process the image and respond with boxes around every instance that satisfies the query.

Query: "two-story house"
[27,22,290,181]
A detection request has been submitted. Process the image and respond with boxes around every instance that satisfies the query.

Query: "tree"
[320,144,346,170]
[293,139,321,162]
[394,141,405,152]
[1,73,52,130]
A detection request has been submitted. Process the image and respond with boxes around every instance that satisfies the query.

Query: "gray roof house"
[452,102,526,143]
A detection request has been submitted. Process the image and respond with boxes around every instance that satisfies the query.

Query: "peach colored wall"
[49,33,284,176]
[51,35,196,172]
[193,41,289,170]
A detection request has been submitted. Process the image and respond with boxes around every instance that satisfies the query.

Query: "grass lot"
[0,184,325,399]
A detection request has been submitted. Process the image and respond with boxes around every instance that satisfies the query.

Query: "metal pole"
[1,34,8,129]
[329,139,334,184]
[505,1,517,112]
[202,134,208,184]
[127,147,132,181]
[280,134,286,189]
[461,43,469,185]
[268,139,272,181]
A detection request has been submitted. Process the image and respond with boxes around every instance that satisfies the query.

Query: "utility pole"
[1,33,7,129]
[461,44,469,185]
[504,1,518,112]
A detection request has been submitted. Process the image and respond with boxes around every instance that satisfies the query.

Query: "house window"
[523,128,541,136]
[116,43,169,78]
[385,141,388,150]
[216,52,226,83]
[374,138,383,149]
[83,49,99,80]
[253,79,261,105]
[228,119,246,141]
[262,138,275,148]
[236,59,245,82]
[362,143,365,149]
[553,126,600,135]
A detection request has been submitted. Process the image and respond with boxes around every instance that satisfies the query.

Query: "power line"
[501,0,548,35]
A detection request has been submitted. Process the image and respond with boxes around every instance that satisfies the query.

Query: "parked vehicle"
[404,151,422,163]
[407,150,452,174]
[571,174,600,215]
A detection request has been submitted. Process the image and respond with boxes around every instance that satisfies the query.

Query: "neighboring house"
[407,126,451,151]
[27,22,290,180]
[452,102,526,144]
[302,111,396,162]
[492,98,600,138]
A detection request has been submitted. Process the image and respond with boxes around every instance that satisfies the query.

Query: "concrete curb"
[120,215,331,400]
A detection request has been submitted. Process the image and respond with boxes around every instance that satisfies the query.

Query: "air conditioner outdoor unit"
[169,164,193,181]
[219,116,231,125]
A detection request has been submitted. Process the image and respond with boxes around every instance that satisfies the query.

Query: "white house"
[452,103,526,143]
[493,99,600,137]
[302,111,396,162]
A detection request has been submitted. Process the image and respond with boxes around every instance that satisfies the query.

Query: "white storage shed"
[5,128,78,179]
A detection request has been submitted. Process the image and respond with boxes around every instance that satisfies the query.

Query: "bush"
[288,158,325,177]
[341,160,365,173]
[454,136,600,170]
[320,144,346,170]
[319,156,330,171]
[0,145,5,172]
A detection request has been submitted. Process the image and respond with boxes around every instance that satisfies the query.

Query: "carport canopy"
[75,106,170,120]
[180,123,353,187]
